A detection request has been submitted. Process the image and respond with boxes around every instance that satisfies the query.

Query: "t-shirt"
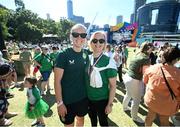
[127,53,150,80]
[144,64,180,115]
[33,52,40,59]
[35,53,53,72]
[86,55,117,101]
[55,48,89,105]
[50,52,59,65]
[19,51,32,62]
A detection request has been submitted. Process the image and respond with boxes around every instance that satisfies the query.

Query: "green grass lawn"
[8,47,159,126]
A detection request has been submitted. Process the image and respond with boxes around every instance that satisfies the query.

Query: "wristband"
[57,101,63,107]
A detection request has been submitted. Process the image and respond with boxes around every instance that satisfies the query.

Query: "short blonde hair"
[88,31,107,51]
[70,24,87,33]
[70,24,87,42]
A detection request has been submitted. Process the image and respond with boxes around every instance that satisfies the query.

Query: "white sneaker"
[132,116,144,123]
[123,107,131,111]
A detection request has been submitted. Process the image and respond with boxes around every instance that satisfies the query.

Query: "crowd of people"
[0,23,180,127]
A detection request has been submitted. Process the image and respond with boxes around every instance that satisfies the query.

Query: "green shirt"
[19,51,32,62]
[35,53,53,72]
[86,55,117,101]
[55,48,89,105]
[33,52,40,59]
[127,53,150,80]
[50,52,59,65]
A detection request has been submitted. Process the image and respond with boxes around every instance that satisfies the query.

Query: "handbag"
[160,67,176,100]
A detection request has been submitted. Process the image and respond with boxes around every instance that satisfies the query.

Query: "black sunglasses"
[72,32,87,38]
[91,39,105,44]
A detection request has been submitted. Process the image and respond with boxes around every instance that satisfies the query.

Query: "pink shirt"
[143,64,180,116]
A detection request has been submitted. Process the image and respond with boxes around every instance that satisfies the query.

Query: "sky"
[0,0,158,27]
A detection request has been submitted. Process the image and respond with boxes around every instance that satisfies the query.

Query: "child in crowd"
[24,77,49,127]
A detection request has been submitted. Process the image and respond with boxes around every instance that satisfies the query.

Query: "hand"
[57,104,67,118]
[105,104,112,114]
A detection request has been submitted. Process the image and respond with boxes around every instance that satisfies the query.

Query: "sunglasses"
[72,32,87,38]
[91,39,105,44]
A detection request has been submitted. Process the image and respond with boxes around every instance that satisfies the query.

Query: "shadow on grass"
[42,91,56,117]
[108,117,118,127]
[115,80,174,126]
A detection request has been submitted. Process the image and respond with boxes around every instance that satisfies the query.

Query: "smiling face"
[90,32,106,54]
[71,25,87,50]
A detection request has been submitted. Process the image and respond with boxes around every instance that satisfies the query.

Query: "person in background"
[24,76,49,127]
[122,44,128,69]
[149,51,157,65]
[34,45,53,96]
[50,46,59,69]
[19,46,32,76]
[0,64,18,126]
[122,42,154,123]
[144,47,180,126]
[113,45,123,83]
[87,31,117,126]
[104,44,113,58]
[54,24,89,126]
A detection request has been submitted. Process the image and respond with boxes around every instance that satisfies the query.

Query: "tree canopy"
[0,0,75,44]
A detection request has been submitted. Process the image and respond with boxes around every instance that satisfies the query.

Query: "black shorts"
[59,98,88,125]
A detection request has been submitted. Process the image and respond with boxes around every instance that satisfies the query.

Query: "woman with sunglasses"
[87,31,117,126]
[54,24,89,127]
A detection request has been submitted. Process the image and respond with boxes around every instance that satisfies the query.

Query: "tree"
[17,22,43,41]
[0,23,6,51]
[0,8,10,39]
[57,19,75,42]
[41,19,58,35]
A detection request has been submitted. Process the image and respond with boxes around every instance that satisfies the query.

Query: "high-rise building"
[46,13,50,20]
[66,0,85,24]
[178,11,180,32]
[116,15,123,24]
[67,0,73,20]
[73,15,84,24]
[137,0,180,33]
[134,0,146,22]
[130,13,134,24]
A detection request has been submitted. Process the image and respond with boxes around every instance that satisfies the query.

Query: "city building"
[67,0,84,24]
[67,0,73,20]
[104,24,109,29]
[134,0,146,23]
[84,23,90,29]
[73,15,84,24]
[178,11,180,32]
[46,13,50,20]
[116,15,123,24]
[137,0,180,33]
[130,13,134,24]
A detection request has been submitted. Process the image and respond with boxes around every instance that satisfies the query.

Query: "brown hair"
[25,76,37,86]
[162,47,180,64]
[139,42,154,55]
